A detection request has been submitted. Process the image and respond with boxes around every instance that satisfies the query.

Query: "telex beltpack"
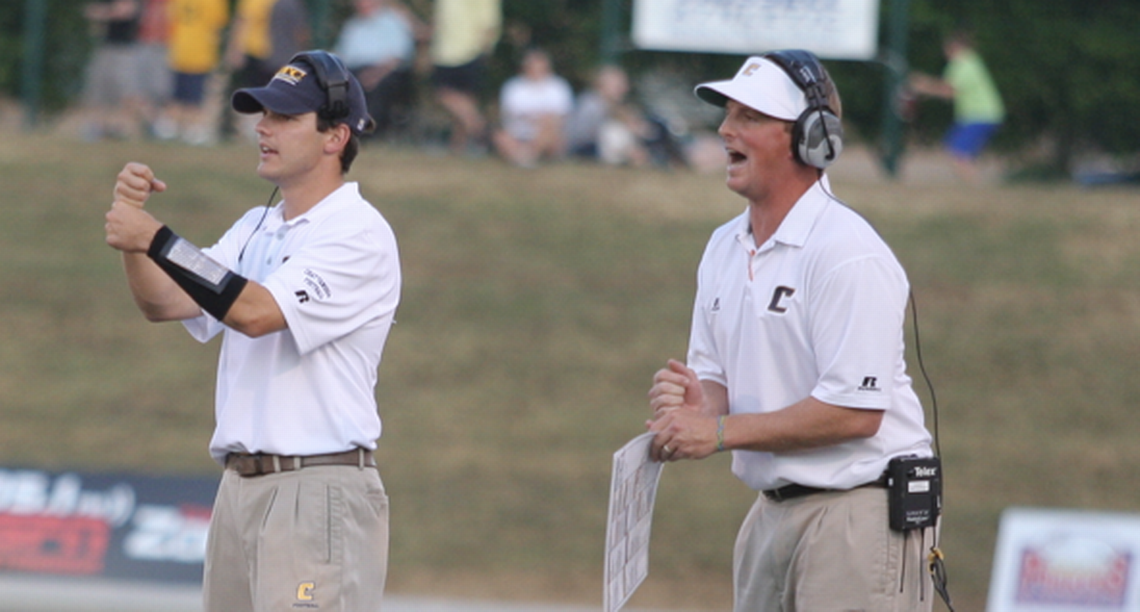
[887,455,942,531]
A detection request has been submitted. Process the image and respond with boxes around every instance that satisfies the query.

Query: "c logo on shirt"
[297,581,315,601]
[767,286,796,313]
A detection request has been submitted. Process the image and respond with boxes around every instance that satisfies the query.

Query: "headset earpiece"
[794,107,844,169]
[763,50,844,169]
[289,50,351,121]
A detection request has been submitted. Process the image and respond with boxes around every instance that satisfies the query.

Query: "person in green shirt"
[910,29,1005,182]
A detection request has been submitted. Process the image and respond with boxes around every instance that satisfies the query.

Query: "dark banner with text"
[0,468,218,583]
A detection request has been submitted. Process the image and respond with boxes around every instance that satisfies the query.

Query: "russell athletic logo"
[858,377,882,392]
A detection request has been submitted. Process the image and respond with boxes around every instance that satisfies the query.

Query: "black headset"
[288,50,351,122]
[762,50,844,169]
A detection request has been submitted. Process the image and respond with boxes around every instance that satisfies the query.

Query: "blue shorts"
[944,122,999,159]
[172,72,209,105]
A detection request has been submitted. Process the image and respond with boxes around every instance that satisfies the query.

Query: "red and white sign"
[0,469,217,583]
[989,507,1140,611]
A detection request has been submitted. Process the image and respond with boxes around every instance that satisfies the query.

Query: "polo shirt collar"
[739,177,831,249]
[269,182,357,230]
[313,181,360,218]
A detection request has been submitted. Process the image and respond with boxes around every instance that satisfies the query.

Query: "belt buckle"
[231,453,266,477]
[252,453,269,476]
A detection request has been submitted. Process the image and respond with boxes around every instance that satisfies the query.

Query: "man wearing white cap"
[646,50,939,611]
[105,50,399,611]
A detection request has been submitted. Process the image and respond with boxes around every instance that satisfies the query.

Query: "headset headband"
[290,50,350,121]
[762,50,832,114]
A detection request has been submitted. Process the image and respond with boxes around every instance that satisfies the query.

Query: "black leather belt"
[762,473,889,503]
[226,448,375,477]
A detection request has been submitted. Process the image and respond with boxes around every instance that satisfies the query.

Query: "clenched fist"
[105,162,167,253]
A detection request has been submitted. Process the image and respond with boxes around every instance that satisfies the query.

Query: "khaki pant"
[203,465,389,612]
[734,487,937,612]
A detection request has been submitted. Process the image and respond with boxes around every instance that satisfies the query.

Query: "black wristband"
[147,225,249,321]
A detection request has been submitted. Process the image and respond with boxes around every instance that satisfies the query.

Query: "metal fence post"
[21,0,47,129]
[879,0,910,178]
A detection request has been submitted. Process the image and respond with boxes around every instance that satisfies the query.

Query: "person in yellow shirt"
[155,0,229,144]
[225,0,310,140]
[226,0,275,85]
[429,0,501,155]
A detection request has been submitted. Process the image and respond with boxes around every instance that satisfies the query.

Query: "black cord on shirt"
[238,186,279,264]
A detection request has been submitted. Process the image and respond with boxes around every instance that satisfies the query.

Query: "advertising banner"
[0,468,217,583]
[988,507,1140,611]
[631,0,881,61]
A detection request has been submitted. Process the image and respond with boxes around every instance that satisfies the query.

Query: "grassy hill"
[2,132,1139,610]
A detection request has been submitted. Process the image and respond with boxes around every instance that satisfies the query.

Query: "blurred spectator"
[334,0,418,139]
[909,29,1005,182]
[265,0,310,74]
[136,0,172,132]
[225,0,309,140]
[79,0,145,140]
[565,65,652,167]
[154,0,229,145]
[226,0,275,90]
[429,0,501,155]
[491,48,573,168]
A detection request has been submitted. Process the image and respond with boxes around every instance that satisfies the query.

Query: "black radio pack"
[886,455,942,531]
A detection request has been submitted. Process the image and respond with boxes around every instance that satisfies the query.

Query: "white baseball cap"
[694,56,808,121]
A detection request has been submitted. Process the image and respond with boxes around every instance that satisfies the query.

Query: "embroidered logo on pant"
[294,581,318,608]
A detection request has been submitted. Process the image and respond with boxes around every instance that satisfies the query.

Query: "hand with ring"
[648,408,722,462]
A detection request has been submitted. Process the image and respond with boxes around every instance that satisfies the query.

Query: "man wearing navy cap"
[105,50,400,611]
[646,51,939,611]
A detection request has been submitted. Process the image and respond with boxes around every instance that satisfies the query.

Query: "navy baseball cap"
[232,51,376,136]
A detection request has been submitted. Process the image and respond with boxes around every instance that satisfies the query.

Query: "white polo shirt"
[184,182,401,465]
[499,74,573,141]
[688,180,932,491]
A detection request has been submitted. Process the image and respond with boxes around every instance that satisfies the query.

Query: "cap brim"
[231,87,314,116]
[692,58,805,122]
[694,80,732,107]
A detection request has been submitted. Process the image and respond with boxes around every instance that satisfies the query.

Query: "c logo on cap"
[274,65,307,86]
[742,62,761,77]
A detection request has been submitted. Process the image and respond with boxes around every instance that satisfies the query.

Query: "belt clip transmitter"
[887,455,942,531]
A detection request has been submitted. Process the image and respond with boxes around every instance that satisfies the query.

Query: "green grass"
[3,133,1140,610]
